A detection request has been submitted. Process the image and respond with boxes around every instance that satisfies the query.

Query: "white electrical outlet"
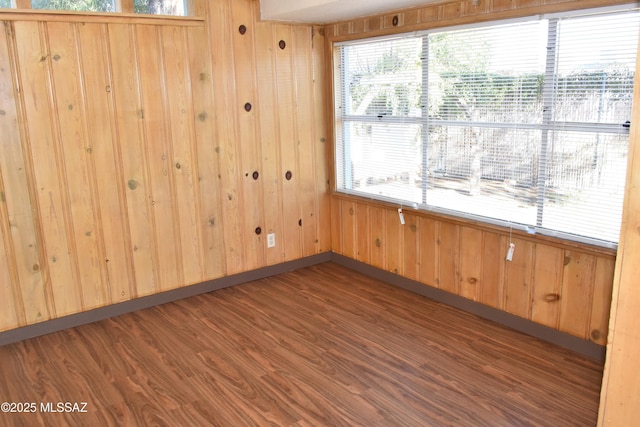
[267,233,276,248]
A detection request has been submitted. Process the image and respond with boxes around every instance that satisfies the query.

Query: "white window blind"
[334,6,639,247]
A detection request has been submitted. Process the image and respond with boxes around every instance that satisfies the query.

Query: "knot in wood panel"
[544,293,561,303]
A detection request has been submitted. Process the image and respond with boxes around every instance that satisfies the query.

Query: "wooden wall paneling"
[340,199,356,259]
[438,221,459,294]
[355,202,370,264]
[530,244,563,329]
[351,18,365,35]
[365,17,383,33]
[292,25,318,258]
[186,22,226,278]
[208,0,244,274]
[107,23,156,297]
[480,231,505,310]
[369,205,386,270]
[418,216,438,287]
[275,24,302,262]
[135,24,182,292]
[0,210,20,331]
[402,213,419,281]
[458,226,482,301]
[231,0,265,271]
[13,21,77,321]
[254,21,284,266]
[76,22,132,304]
[503,237,534,318]
[464,0,490,16]
[160,24,204,286]
[590,257,614,345]
[517,0,542,9]
[492,0,516,12]
[0,20,37,326]
[311,25,331,253]
[330,197,342,254]
[598,39,640,423]
[559,251,596,340]
[385,208,402,275]
[419,5,440,24]
[47,21,108,310]
[0,24,23,328]
[402,9,421,26]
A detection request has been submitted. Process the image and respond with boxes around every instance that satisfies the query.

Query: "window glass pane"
[542,130,627,242]
[342,38,422,118]
[553,12,638,124]
[427,125,539,226]
[346,122,423,205]
[134,0,185,15]
[429,21,547,124]
[31,0,114,12]
[0,0,12,8]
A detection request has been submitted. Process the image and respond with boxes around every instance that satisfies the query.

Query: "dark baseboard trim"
[0,252,332,348]
[330,253,606,362]
[0,250,606,362]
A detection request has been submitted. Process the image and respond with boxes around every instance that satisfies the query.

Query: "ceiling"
[260,0,440,24]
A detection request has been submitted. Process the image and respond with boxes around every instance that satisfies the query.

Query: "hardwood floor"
[0,262,603,426]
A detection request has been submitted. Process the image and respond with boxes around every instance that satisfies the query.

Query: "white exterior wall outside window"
[334,6,639,248]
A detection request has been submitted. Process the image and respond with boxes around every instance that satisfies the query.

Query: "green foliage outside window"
[31,0,114,12]
[134,0,184,15]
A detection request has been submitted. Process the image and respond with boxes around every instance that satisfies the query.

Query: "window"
[8,0,187,15]
[334,6,639,248]
[31,0,114,12]
[134,0,185,15]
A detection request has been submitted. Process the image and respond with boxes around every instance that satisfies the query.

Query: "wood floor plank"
[0,262,602,426]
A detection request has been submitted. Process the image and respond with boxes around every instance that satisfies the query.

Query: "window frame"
[333,5,637,249]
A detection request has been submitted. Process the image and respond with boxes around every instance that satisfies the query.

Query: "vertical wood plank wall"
[0,0,330,333]
[325,0,625,345]
[331,197,615,344]
[597,38,640,426]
